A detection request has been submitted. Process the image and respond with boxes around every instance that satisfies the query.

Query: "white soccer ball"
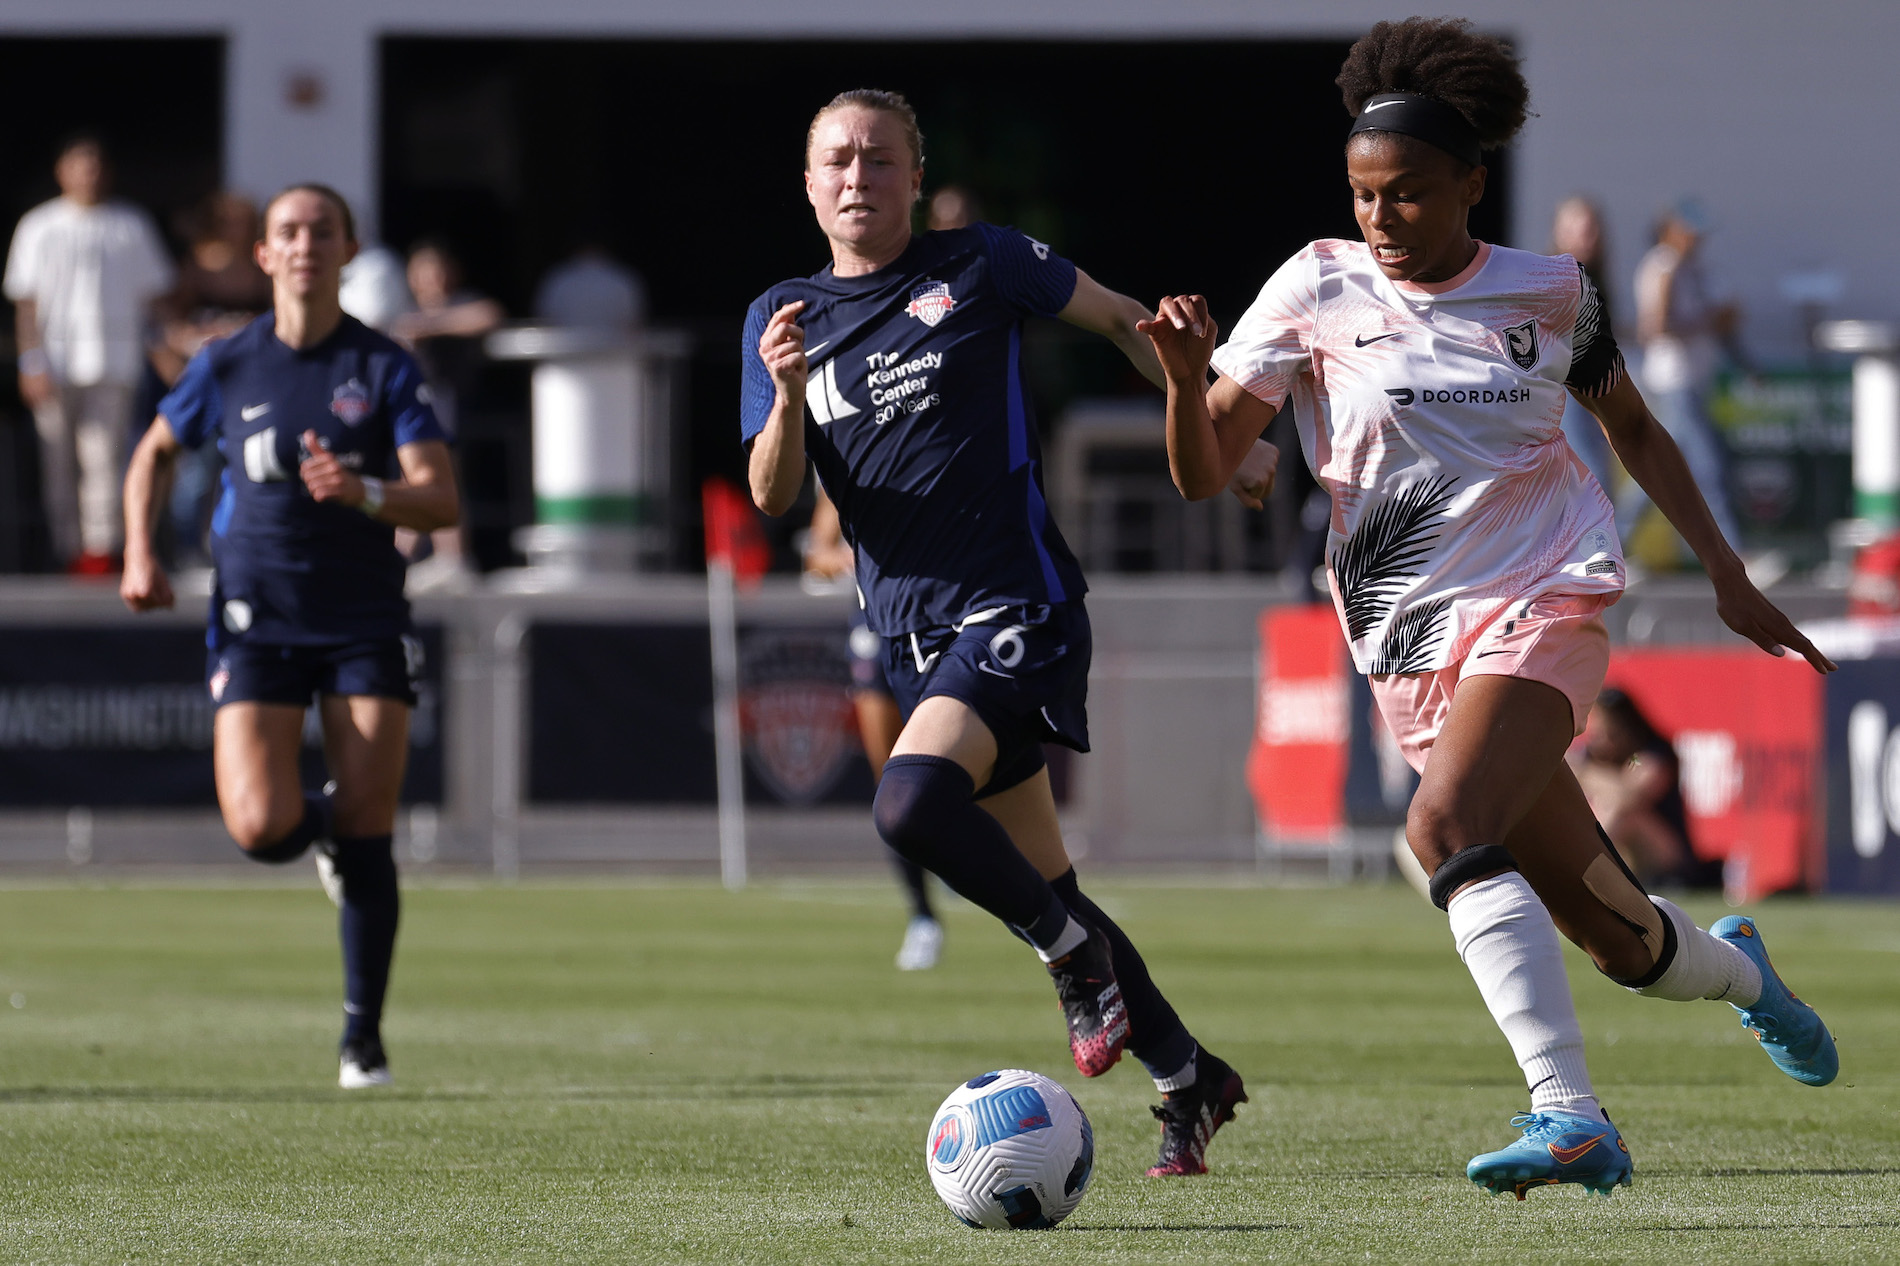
[924,1068,1095,1229]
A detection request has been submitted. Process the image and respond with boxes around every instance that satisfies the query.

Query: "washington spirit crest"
[905,280,956,328]
[330,378,373,425]
[738,631,859,804]
[1503,320,1539,370]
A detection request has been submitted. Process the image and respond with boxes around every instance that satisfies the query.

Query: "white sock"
[1034,916,1088,963]
[1631,898,1762,1006]
[1153,1048,1198,1094]
[1448,872,1603,1123]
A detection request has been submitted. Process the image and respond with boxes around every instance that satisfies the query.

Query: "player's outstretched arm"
[749,301,810,516]
[1138,295,1279,501]
[121,416,181,612]
[300,431,460,531]
[1058,271,1165,390]
[1581,375,1834,673]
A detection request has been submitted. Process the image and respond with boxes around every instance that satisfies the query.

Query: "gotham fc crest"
[1503,320,1538,370]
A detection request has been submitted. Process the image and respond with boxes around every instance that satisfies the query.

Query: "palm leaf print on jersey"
[1332,474,1458,644]
[1370,595,1454,674]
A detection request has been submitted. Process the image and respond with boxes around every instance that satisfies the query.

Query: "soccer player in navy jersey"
[120,185,458,1089]
[743,90,1265,1176]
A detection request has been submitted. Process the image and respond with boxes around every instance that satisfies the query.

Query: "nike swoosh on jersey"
[241,403,272,421]
[1547,1134,1606,1165]
[804,340,831,357]
[1354,332,1401,347]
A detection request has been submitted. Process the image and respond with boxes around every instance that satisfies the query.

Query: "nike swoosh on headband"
[1361,99,1404,112]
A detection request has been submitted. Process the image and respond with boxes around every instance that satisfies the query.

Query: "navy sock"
[873,754,1068,944]
[331,833,399,1046]
[1050,868,1196,1079]
[887,848,936,920]
[240,792,332,864]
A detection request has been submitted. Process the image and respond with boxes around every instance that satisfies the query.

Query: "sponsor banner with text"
[1823,659,1900,895]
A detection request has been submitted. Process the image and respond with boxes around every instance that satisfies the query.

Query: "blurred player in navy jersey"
[743,89,1270,1176]
[120,185,458,1089]
[803,487,940,969]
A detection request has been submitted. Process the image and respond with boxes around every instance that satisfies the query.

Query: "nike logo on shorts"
[241,403,272,421]
[1354,332,1401,347]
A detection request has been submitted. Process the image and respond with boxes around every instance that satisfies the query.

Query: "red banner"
[1249,605,1350,835]
[1602,650,1823,899]
[1247,605,1825,897]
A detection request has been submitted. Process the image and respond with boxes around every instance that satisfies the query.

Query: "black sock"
[874,754,1068,944]
[887,848,936,920]
[241,792,332,864]
[1050,868,1196,1080]
[331,833,399,1047]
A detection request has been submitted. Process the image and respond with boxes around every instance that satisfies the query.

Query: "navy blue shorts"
[207,636,422,709]
[848,611,893,697]
[880,601,1091,795]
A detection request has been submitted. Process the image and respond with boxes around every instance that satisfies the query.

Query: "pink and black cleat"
[1045,926,1128,1078]
[1147,1050,1248,1176]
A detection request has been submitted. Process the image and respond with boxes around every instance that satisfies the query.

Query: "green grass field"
[0,877,1893,1264]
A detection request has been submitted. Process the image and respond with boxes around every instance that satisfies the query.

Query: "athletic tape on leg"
[1427,843,1517,911]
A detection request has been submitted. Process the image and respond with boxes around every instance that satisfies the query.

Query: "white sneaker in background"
[895,916,944,971]
[314,844,344,908]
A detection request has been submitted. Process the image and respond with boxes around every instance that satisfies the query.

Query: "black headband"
[1348,93,1484,168]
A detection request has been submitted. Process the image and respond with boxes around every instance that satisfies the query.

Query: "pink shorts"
[1368,593,1615,775]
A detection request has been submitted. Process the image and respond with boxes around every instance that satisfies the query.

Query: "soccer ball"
[924,1069,1094,1229]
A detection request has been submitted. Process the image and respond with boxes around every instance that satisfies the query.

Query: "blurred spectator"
[1618,198,1744,558]
[926,185,982,232]
[533,241,645,330]
[147,190,271,567]
[1575,687,1719,890]
[339,242,415,332]
[391,239,502,590]
[4,135,173,573]
[1547,196,1616,494]
[392,238,503,436]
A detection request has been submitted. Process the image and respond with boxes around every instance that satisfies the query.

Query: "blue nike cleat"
[1466,1111,1632,1201]
[1712,915,1838,1087]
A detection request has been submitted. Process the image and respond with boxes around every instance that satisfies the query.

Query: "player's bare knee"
[1405,797,1474,871]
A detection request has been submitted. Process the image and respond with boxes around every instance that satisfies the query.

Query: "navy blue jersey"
[160,312,447,648]
[741,224,1086,635]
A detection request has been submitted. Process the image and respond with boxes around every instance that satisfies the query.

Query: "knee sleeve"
[1427,843,1518,911]
[873,755,975,859]
[237,793,331,864]
[872,753,1060,935]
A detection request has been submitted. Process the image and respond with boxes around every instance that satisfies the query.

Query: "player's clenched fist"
[120,550,174,612]
[1136,295,1219,386]
[760,300,809,400]
[299,428,364,506]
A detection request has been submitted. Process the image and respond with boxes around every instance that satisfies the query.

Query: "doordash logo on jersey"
[1384,386,1532,407]
[905,280,956,327]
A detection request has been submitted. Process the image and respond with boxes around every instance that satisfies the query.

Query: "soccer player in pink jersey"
[1143,18,1839,1199]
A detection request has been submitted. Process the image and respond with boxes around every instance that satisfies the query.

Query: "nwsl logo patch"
[330,378,373,425]
[905,280,956,327]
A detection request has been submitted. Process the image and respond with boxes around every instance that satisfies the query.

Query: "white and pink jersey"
[1211,238,1628,675]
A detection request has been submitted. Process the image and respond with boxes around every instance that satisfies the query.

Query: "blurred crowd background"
[0,8,1891,589]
